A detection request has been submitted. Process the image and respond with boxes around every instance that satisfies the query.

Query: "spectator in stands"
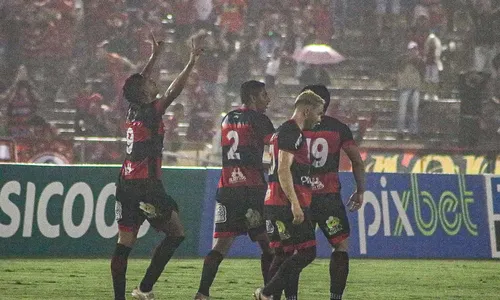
[185,72,215,145]
[17,0,76,100]
[226,45,251,95]
[215,0,247,50]
[482,55,500,138]
[4,79,40,138]
[449,0,473,33]
[196,32,225,110]
[309,0,333,43]
[331,0,348,39]
[92,40,137,111]
[28,114,57,140]
[194,0,214,30]
[396,41,424,139]
[423,31,442,100]
[173,0,197,42]
[74,99,110,137]
[412,0,430,27]
[84,0,127,54]
[256,12,282,62]
[441,0,458,32]
[468,0,500,75]
[491,53,500,105]
[264,47,281,89]
[376,0,401,40]
[409,13,430,55]
[427,0,447,36]
[299,65,331,87]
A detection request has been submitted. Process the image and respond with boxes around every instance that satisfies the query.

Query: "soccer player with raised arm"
[254,91,325,300]
[302,85,365,300]
[111,31,205,300]
[195,80,275,300]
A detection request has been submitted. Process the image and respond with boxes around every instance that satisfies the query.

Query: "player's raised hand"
[190,29,207,61]
[150,31,165,54]
[291,202,304,224]
[347,191,364,212]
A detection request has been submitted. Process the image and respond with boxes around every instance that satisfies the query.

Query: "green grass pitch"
[0,258,498,299]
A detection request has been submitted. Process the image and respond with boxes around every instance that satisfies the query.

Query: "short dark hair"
[123,73,146,103]
[301,85,330,112]
[240,80,265,105]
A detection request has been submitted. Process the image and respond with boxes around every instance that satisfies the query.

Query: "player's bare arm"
[159,30,206,112]
[277,149,304,224]
[140,31,165,78]
[343,144,365,212]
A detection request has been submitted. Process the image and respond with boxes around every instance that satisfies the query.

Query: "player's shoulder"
[226,108,268,122]
[277,119,300,135]
[243,108,271,121]
[318,115,350,131]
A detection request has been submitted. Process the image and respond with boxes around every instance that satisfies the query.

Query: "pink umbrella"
[293,44,346,65]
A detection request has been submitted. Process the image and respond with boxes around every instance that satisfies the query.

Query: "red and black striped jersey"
[265,119,312,207]
[218,107,275,188]
[119,100,165,180]
[304,116,355,194]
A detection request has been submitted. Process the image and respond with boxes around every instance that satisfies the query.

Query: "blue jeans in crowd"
[397,88,420,134]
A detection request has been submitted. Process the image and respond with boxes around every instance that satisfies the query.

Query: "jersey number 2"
[227,130,241,160]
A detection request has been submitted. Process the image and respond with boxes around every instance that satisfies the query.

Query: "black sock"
[330,251,349,300]
[139,236,184,292]
[284,271,300,300]
[262,247,316,297]
[268,250,289,300]
[111,244,132,300]
[197,250,224,296]
[261,251,274,285]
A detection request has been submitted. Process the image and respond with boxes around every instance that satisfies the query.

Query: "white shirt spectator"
[265,57,281,77]
[196,0,213,21]
[413,4,430,26]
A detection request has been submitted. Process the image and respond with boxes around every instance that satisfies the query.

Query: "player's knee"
[117,231,137,247]
[213,237,235,256]
[333,239,349,252]
[296,246,317,267]
[303,246,317,264]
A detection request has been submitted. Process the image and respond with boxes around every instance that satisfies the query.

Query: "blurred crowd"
[0,0,499,162]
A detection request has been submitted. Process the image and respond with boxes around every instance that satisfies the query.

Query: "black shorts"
[311,193,350,245]
[115,179,179,232]
[265,205,316,253]
[214,186,267,241]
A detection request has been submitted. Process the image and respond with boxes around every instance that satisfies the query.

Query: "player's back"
[218,107,274,188]
[265,119,312,208]
[304,115,355,194]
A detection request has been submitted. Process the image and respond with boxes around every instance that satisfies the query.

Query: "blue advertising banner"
[349,173,489,258]
[199,171,492,259]
[485,175,500,258]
